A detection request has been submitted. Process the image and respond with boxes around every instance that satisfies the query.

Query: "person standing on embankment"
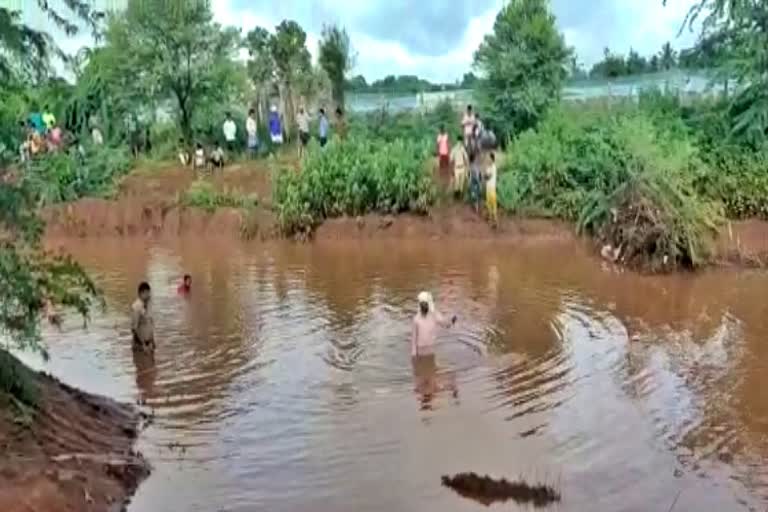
[437,125,450,180]
[450,135,469,198]
[461,104,476,150]
[485,152,498,227]
[223,112,237,153]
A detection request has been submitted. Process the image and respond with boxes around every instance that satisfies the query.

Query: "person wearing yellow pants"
[485,152,498,226]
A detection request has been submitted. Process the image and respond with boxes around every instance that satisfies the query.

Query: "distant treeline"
[346,72,478,94]
[572,42,715,80]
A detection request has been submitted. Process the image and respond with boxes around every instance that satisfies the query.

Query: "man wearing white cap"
[411,291,457,358]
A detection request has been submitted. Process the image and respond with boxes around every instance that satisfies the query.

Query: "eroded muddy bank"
[42,195,768,269]
[0,353,149,512]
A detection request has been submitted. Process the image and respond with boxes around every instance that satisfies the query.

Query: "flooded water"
[23,238,768,511]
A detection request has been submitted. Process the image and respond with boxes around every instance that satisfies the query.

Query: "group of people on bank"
[177,105,347,171]
[436,104,498,225]
[18,107,105,163]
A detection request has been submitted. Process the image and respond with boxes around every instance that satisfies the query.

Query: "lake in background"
[348,71,718,113]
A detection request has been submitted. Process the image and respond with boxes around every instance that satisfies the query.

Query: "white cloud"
[19,0,704,84]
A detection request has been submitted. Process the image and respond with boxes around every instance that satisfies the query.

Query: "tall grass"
[499,102,723,270]
[181,179,258,212]
[22,145,132,206]
[273,137,434,235]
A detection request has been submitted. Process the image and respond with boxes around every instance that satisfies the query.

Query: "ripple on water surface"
[27,239,768,511]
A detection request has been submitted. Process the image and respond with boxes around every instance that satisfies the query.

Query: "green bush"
[22,145,132,206]
[181,179,258,212]
[694,146,768,218]
[349,99,460,145]
[273,136,434,234]
[499,105,723,270]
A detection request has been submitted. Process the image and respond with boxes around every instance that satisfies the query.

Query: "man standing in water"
[131,282,155,353]
[411,291,457,358]
[411,291,458,402]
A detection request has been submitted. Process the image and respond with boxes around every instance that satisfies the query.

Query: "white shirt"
[486,163,497,189]
[194,148,205,167]
[246,117,257,136]
[223,119,237,141]
[297,112,310,133]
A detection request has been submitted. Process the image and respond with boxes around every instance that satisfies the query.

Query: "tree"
[245,26,276,128]
[660,42,677,70]
[626,48,648,75]
[345,74,368,91]
[318,24,354,109]
[649,54,660,72]
[474,0,571,143]
[270,20,311,139]
[0,179,100,401]
[461,72,479,88]
[590,47,628,78]
[672,0,768,144]
[102,0,242,143]
[1,1,101,82]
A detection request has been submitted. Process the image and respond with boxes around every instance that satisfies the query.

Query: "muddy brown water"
[17,237,768,511]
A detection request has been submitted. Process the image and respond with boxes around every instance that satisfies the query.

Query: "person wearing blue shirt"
[318,108,330,147]
[29,111,45,134]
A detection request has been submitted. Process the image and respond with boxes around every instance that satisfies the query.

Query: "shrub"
[22,145,132,206]
[499,105,723,270]
[349,99,461,145]
[181,179,258,212]
[473,0,571,144]
[273,137,434,234]
[694,146,768,219]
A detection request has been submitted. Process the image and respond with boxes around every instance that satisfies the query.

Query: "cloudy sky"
[22,0,701,83]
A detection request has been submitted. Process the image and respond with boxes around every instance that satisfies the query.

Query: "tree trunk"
[179,101,192,145]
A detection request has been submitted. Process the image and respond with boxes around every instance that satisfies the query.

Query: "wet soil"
[0,354,149,512]
[40,158,768,268]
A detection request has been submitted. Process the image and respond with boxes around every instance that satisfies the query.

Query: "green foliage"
[22,145,132,206]
[694,147,768,218]
[1,1,100,83]
[349,99,460,144]
[319,24,354,108]
[102,0,244,143]
[676,0,768,145]
[499,104,723,270]
[473,0,571,144]
[181,180,258,212]
[589,42,679,78]
[273,137,434,234]
[0,178,100,399]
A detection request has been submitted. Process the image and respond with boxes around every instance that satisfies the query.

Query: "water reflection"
[31,237,768,511]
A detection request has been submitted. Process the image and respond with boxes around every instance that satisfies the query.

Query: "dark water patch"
[441,472,561,507]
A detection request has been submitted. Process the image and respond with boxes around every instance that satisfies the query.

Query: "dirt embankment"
[40,160,768,266]
[42,161,278,240]
[0,355,149,512]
